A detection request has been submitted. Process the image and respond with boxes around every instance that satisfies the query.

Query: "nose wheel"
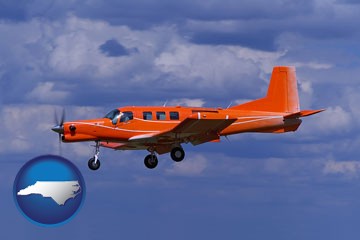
[88,141,101,171]
[88,157,101,170]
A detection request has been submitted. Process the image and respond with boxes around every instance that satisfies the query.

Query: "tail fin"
[231,66,300,113]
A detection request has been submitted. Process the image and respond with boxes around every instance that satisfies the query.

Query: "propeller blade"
[53,108,66,156]
[54,110,59,126]
[54,108,66,127]
[60,108,65,126]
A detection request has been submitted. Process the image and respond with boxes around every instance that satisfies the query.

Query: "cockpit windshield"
[104,109,120,125]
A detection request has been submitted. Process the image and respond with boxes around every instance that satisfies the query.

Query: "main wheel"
[88,157,101,171]
[171,147,185,162]
[144,154,158,169]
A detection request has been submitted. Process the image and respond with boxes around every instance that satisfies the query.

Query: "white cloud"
[300,106,351,135]
[299,80,313,95]
[26,82,69,103]
[167,98,205,107]
[154,43,283,91]
[323,160,360,178]
[165,154,207,176]
[297,80,314,109]
[233,99,253,105]
[0,15,292,107]
[47,16,137,80]
[290,61,333,70]
[0,104,104,154]
[345,87,360,126]
[0,15,356,176]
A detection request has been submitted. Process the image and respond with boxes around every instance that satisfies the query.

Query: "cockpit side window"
[120,111,133,123]
[104,109,120,125]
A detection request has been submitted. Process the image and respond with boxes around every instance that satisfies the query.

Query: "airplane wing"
[169,112,237,145]
[100,112,237,153]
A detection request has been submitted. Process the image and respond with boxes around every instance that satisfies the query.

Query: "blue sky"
[1,0,360,239]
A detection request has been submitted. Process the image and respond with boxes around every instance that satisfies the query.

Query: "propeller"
[52,108,65,155]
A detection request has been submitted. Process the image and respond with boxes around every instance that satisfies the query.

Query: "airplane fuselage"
[62,106,301,144]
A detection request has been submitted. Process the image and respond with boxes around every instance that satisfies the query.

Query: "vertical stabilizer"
[231,66,300,113]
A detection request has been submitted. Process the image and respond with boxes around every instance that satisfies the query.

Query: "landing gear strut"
[88,141,101,171]
[144,153,158,169]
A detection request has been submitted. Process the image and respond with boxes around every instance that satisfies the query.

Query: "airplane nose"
[52,125,64,134]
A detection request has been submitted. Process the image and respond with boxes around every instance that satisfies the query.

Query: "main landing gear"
[88,141,101,171]
[170,147,185,162]
[143,146,185,169]
[144,154,158,169]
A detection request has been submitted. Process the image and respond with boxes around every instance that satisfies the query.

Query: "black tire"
[171,147,185,162]
[144,154,158,169]
[88,157,101,171]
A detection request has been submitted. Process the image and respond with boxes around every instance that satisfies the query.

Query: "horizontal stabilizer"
[284,109,325,119]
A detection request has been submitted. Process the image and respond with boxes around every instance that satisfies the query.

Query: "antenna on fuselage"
[226,101,233,109]
[163,100,168,107]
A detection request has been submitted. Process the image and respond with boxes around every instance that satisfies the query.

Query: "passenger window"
[156,112,166,120]
[120,111,133,122]
[143,111,152,120]
[170,111,179,120]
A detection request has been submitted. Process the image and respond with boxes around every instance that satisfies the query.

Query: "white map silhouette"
[17,181,81,206]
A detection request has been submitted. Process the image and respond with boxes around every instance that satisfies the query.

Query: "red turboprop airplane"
[52,66,324,170]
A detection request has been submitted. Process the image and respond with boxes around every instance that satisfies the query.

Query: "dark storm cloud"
[73,0,314,25]
[1,0,359,51]
[3,0,359,53]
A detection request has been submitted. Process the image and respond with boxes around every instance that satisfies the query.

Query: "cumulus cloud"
[345,87,360,126]
[0,15,289,160]
[26,82,69,103]
[290,61,333,70]
[299,106,351,136]
[165,154,207,176]
[323,160,360,178]
[0,15,293,108]
[0,104,104,155]
[299,80,313,95]
[154,41,284,100]
[0,4,358,181]
[167,98,205,107]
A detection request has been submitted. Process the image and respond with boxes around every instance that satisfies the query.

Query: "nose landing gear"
[88,141,101,171]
